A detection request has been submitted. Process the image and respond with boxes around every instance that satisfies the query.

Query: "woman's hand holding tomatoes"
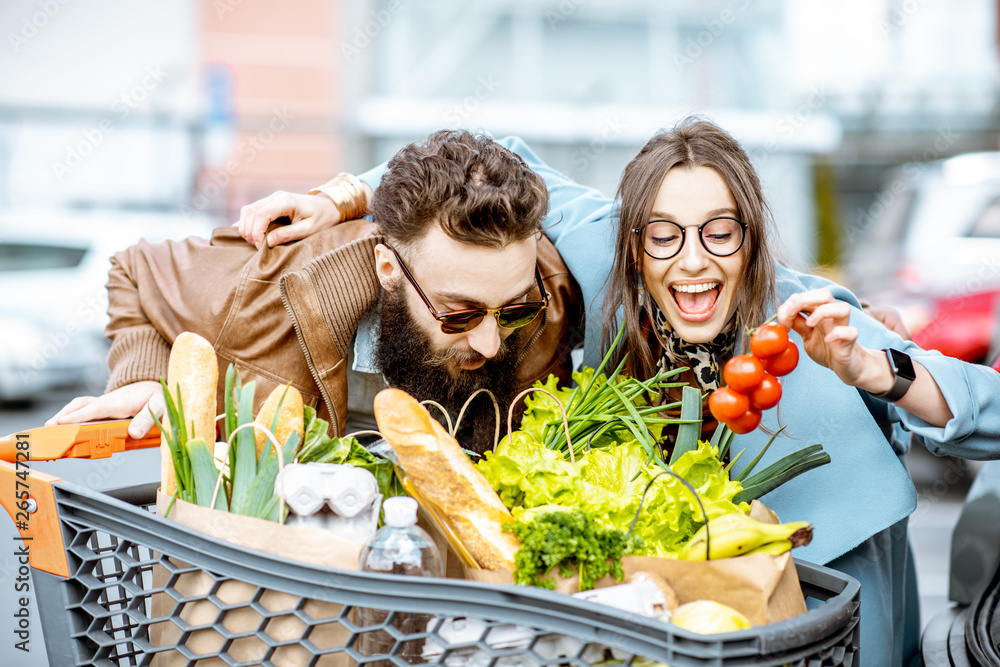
[708,320,799,434]
[776,288,877,389]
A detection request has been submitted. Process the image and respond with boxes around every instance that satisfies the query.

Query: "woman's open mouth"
[670,281,721,322]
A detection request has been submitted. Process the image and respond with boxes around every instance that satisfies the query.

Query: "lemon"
[669,600,752,634]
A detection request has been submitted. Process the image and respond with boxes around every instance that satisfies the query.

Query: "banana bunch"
[678,512,812,561]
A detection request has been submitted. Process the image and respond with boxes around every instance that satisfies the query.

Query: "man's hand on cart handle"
[46,381,165,439]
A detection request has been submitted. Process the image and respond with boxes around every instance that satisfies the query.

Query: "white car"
[0,209,216,401]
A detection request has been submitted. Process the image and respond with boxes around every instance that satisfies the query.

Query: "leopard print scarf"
[653,305,739,392]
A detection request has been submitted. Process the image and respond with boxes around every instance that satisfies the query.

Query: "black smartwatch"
[867,348,916,402]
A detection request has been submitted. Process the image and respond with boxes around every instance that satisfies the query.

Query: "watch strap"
[867,349,914,402]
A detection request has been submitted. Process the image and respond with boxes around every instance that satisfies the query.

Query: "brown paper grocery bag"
[457,500,807,626]
[150,491,366,667]
[463,552,805,626]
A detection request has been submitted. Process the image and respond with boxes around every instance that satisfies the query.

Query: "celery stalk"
[186,437,228,510]
[246,432,298,519]
[229,381,258,515]
[669,386,702,465]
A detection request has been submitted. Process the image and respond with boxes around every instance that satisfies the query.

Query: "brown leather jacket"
[105,221,584,436]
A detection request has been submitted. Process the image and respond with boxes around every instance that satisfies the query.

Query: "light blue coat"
[495,137,1000,666]
[359,136,1000,665]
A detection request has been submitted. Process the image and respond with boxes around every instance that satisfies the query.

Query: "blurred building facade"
[342,0,1000,271]
[196,0,344,217]
[0,0,997,272]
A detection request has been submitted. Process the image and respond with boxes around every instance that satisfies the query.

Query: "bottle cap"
[382,496,418,527]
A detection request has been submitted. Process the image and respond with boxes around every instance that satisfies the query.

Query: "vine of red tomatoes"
[708,321,798,434]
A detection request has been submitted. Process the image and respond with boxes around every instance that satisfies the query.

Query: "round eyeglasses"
[633,217,747,260]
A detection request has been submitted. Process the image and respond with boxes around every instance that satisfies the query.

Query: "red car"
[904,288,1000,369]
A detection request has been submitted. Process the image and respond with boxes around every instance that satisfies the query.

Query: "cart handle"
[0,420,160,463]
[0,421,161,579]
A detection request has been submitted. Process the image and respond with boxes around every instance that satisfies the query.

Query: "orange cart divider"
[0,421,161,578]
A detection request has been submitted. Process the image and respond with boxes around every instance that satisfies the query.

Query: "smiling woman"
[590,117,1000,667]
[603,120,778,382]
[639,168,746,342]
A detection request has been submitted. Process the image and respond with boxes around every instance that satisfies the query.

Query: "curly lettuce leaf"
[483,433,749,558]
[517,374,575,443]
[622,441,749,557]
[484,366,754,559]
[517,367,603,445]
[478,432,587,509]
[582,439,649,497]
[671,440,745,510]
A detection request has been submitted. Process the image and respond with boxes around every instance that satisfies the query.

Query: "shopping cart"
[2,421,861,666]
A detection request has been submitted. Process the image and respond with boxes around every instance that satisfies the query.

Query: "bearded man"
[50,131,583,454]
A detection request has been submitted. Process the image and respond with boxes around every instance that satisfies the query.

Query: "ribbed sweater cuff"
[106,327,172,392]
[301,235,381,356]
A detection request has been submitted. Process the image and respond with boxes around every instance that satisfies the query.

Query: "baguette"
[161,332,218,496]
[373,388,520,570]
[254,384,304,458]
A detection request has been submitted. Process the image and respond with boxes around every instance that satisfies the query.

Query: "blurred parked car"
[847,151,1000,295]
[904,288,1000,365]
[846,152,1000,367]
[921,460,1000,664]
[0,209,215,402]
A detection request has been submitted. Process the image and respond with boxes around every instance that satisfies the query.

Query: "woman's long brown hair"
[601,117,779,378]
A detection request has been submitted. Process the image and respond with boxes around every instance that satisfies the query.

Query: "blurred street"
[906,445,974,627]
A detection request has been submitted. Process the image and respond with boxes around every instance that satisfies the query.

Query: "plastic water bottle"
[357,496,443,665]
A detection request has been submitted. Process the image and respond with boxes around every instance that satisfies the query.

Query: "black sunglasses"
[388,246,548,334]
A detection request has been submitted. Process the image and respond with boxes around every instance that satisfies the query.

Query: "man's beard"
[374,286,524,455]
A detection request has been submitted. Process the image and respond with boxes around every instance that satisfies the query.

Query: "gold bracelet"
[309,172,369,222]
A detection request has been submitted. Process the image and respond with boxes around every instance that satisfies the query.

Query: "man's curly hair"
[371,130,548,249]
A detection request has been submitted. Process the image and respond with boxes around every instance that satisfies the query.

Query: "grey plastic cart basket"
[29,479,860,666]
